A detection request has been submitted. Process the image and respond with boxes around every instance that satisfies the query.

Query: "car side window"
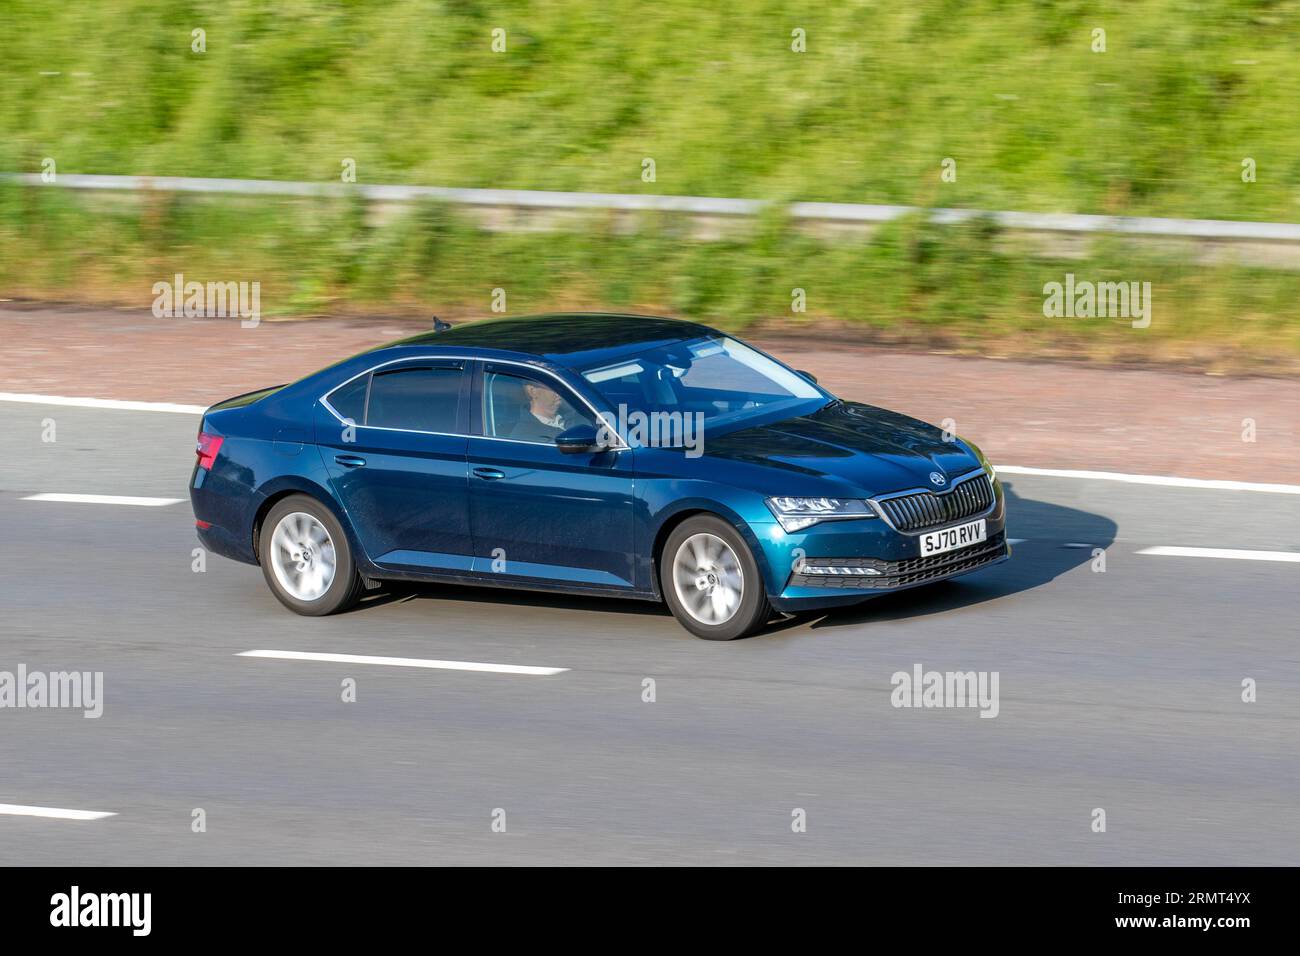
[482,370,592,443]
[328,374,368,423]
[365,366,463,432]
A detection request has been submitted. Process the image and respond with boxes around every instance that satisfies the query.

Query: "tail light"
[196,431,224,470]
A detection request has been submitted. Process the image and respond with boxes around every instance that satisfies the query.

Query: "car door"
[467,361,636,588]
[317,358,473,572]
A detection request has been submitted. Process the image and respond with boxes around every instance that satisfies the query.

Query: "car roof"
[384,313,717,370]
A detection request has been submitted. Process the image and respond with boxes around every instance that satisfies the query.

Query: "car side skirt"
[351,565,659,602]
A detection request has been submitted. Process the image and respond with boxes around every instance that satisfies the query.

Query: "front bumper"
[792,531,1008,590]
[769,534,1010,612]
[759,476,1009,612]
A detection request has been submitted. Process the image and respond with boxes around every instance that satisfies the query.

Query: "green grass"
[4,0,1300,369]
[4,0,1300,220]
[4,183,1298,371]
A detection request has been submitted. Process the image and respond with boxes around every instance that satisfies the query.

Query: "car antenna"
[432,316,452,333]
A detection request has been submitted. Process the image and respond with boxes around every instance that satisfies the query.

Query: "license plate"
[919,519,986,556]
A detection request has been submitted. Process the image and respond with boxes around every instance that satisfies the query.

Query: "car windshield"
[578,336,829,437]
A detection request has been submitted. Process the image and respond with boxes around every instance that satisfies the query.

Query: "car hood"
[702,400,982,496]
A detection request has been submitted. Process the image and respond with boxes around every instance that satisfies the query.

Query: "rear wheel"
[661,515,772,640]
[259,495,363,616]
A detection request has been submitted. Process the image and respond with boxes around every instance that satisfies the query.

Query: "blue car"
[190,314,1008,639]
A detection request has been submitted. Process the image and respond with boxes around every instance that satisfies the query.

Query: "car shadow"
[348,480,1116,637]
[798,480,1116,630]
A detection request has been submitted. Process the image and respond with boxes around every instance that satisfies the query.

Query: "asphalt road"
[1,401,1297,865]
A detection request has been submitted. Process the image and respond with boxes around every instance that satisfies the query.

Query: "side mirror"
[555,424,603,454]
[796,369,818,385]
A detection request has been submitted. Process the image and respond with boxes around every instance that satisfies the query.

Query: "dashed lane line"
[1137,546,1300,563]
[0,803,117,821]
[0,392,204,414]
[237,649,569,676]
[22,493,183,507]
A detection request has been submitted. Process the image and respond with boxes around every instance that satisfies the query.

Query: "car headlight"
[765,496,875,533]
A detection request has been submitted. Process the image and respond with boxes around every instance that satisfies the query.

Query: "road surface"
[0,400,1297,864]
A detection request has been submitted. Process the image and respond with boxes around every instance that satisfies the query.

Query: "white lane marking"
[1007,538,1027,545]
[1137,546,1300,563]
[2,392,1295,495]
[996,465,1300,495]
[22,493,182,507]
[0,392,204,414]
[237,649,568,676]
[0,803,116,821]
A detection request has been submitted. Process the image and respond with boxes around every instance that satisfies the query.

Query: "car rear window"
[328,375,368,423]
[365,366,462,432]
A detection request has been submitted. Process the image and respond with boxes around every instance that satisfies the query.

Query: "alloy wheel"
[671,532,744,625]
[269,511,337,601]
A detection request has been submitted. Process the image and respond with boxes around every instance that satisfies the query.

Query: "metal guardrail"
[10,172,1300,242]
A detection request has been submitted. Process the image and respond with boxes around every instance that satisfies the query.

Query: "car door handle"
[472,467,507,480]
[334,455,367,468]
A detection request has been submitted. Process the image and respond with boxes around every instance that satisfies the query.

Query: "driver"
[511,381,569,442]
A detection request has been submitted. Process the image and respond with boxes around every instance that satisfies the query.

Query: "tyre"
[661,515,772,640]
[259,494,364,616]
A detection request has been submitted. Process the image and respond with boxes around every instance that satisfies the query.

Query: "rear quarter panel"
[190,386,366,568]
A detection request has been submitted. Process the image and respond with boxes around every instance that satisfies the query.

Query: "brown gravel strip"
[3,304,1295,484]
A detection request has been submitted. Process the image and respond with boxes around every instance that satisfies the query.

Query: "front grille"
[791,533,1007,590]
[875,473,994,532]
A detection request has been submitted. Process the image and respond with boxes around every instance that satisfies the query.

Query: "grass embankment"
[3,1,1300,369]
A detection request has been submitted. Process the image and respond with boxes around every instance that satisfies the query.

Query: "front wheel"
[259,494,363,616]
[661,515,772,640]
